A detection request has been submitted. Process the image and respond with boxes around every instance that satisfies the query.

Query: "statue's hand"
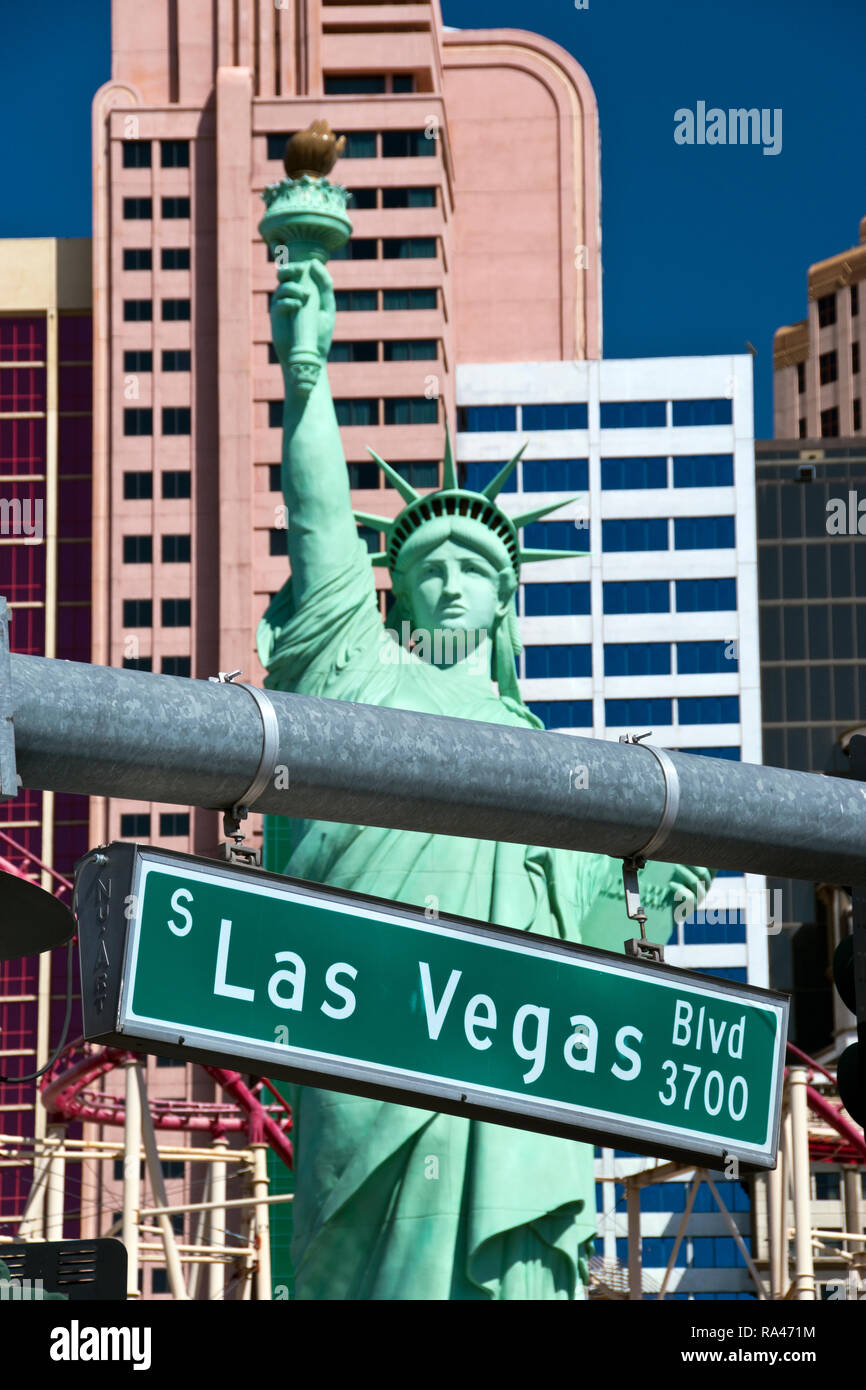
[665,863,713,916]
[270,260,336,371]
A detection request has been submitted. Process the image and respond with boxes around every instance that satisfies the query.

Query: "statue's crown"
[354,425,588,576]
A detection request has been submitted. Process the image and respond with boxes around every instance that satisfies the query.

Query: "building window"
[677,640,738,674]
[324,75,385,93]
[673,516,735,549]
[852,284,859,317]
[457,405,517,433]
[120,813,151,837]
[386,461,439,489]
[122,140,151,168]
[522,403,588,431]
[160,812,190,836]
[329,340,378,362]
[162,471,191,499]
[820,406,839,437]
[600,401,666,429]
[382,339,436,361]
[671,399,733,427]
[523,459,588,491]
[162,349,191,372]
[523,582,590,616]
[675,577,736,611]
[268,400,283,427]
[382,187,436,208]
[346,186,377,209]
[162,599,190,626]
[855,398,862,431]
[798,417,807,438]
[342,131,378,158]
[266,133,293,161]
[601,457,666,490]
[124,350,153,372]
[161,248,190,270]
[382,237,437,259]
[463,460,516,493]
[604,643,671,676]
[334,398,378,427]
[815,1171,841,1201]
[335,289,378,312]
[797,361,806,394]
[330,238,378,261]
[381,130,434,158]
[268,463,281,491]
[161,139,190,167]
[123,599,153,626]
[123,408,153,436]
[123,535,153,563]
[161,197,190,219]
[605,698,672,726]
[162,534,191,563]
[527,700,592,728]
[162,407,191,435]
[602,518,668,551]
[522,520,588,551]
[123,249,152,271]
[817,294,836,328]
[123,471,153,500]
[602,580,669,614]
[819,350,838,385]
[123,300,152,322]
[162,656,191,676]
[384,397,438,425]
[123,197,152,219]
[524,645,591,679]
[673,454,734,487]
[679,748,741,763]
[853,342,861,375]
[383,288,436,311]
[679,696,740,724]
[161,299,190,321]
[122,656,152,671]
[270,528,289,556]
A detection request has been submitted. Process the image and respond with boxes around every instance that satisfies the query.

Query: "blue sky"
[1,0,863,435]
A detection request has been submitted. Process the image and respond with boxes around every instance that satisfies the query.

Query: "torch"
[259,119,353,394]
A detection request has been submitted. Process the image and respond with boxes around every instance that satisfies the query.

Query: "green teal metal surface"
[76,845,787,1170]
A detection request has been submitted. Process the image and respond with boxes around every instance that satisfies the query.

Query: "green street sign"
[75,844,788,1169]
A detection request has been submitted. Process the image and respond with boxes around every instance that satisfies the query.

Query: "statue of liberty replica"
[256,123,710,1300]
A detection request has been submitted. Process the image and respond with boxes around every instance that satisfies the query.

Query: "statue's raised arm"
[270,258,360,601]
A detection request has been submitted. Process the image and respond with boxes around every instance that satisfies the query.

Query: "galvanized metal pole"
[789,1068,816,1300]
[7,651,866,885]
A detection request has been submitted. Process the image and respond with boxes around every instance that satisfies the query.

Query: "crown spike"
[481,442,528,500]
[366,447,420,505]
[511,494,584,530]
[442,422,458,491]
[519,547,590,564]
[353,511,393,533]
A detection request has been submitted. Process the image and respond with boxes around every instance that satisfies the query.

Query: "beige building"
[773,216,866,440]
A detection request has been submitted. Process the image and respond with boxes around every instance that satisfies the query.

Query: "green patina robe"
[257,539,680,1300]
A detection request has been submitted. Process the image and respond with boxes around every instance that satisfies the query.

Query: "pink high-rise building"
[91,0,601,859]
[773,216,866,440]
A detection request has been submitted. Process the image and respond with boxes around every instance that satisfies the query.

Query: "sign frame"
[75,843,788,1170]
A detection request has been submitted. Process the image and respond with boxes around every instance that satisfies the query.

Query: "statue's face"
[403,539,512,654]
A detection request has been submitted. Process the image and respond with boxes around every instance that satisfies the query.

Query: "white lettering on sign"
[418,962,462,1040]
[563,1015,598,1072]
[611,1025,643,1081]
[167,887,193,936]
[672,999,746,1059]
[213,919,255,1002]
[320,962,358,1020]
[268,951,306,1011]
[512,1004,549,1084]
[464,993,497,1050]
